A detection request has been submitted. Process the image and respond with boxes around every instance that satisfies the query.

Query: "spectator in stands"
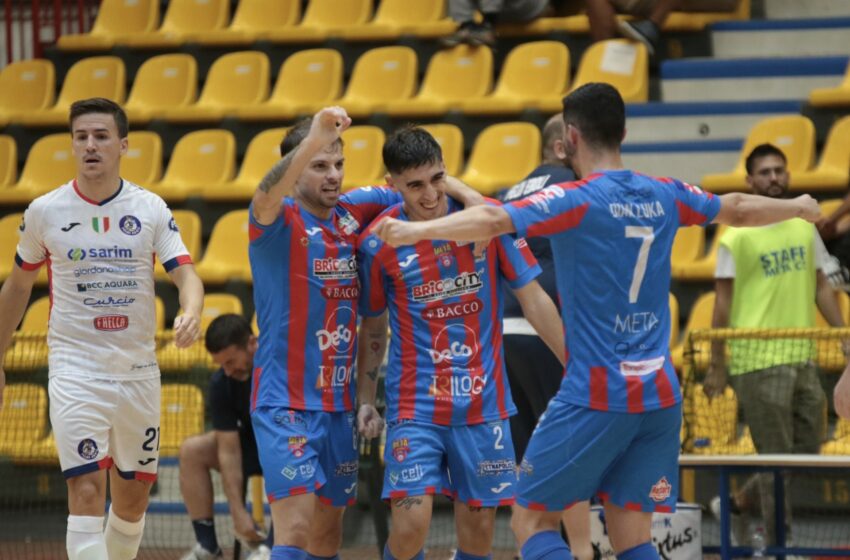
[498,114,592,560]
[179,314,271,560]
[440,0,553,48]
[585,0,738,55]
[704,143,847,547]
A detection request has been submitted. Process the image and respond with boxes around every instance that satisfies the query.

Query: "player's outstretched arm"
[374,205,515,247]
[252,106,352,225]
[356,311,388,439]
[836,363,850,419]
[512,281,566,366]
[215,431,264,544]
[714,192,820,227]
[169,264,204,348]
[0,265,39,410]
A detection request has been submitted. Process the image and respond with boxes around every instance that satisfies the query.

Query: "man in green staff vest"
[704,143,848,547]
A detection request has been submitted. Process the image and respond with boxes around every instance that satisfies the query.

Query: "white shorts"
[49,375,161,481]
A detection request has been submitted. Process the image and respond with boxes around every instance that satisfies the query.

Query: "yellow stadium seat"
[159,384,205,456]
[236,49,344,121]
[265,0,372,43]
[195,210,252,284]
[204,127,288,202]
[121,131,162,187]
[686,383,738,454]
[816,291,850,371]
[818,198,850,237]
[462,41,570,115]
[0,135,16,187]
[0,384,49,459]
[119,0,230,48]
[339,0,455,41]
[0,213,23,282]
[671,226,706,279]
[201,293,244,331]
[339,47,418,117]
[251,312,259,335]
[0,59,55,124]
[809,60,850,108]
[676,224,729,281]
[420,124,464,177]
[701,115,816,193]
[124,54,198,125]
[571,39,648,103]
[836,417,850,440]
[386,45,493,117]
[14,57,125,127]
[459,122,541,196]
[342,126,387,191]
[671,291,715,370]
[791,116,850,193]
[161,51,270,123]
[0,133,75,206]
[56,0,159,50]
[187,0,300,45]
[669,292,680,349]
[149,130,236,203]
[154,210,202,281]
[822,435,850,455]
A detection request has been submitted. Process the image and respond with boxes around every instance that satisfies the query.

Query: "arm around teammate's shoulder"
[375,205,515,247]
[0,265,40,410]
[713,192,821,227]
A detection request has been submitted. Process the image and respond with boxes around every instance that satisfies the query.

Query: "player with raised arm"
[372,83,821,560]
[0,97,203,560]
[248,108,484,560]
[356,126,565,560]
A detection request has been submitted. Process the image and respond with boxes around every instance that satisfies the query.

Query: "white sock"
[104,507,146,560]
[67,515,107,560]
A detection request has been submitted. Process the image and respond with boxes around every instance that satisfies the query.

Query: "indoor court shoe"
[180,543,223,560]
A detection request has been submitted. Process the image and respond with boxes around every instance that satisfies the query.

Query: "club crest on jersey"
[433,243,453,268]
[91,216,110,233]
[288,436,307,457]
[168,217,179,232]
[119,215,142,236]
[78,438,98,460]
[650,476,672,502]
[391,438,409,462]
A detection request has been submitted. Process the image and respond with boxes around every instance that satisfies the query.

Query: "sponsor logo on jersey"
[478,459,516,476]
[398,253,419,269]
[391,438,409,462]
[399,464,425,484]
[490,482,512,494]
[74,264,136,278]
[316,306,355,353]
[19,216,26,232]
[305,226,323,237]
[338,211,360,236]
[321,285,360,300]
[315,364,353,390]
[67,246,134,261]
[334,461,358,477]
[526,185,566,214]
[93,314,129,331]
[60,222,80,232]
[422,299,482,320]
[91,216,110,233]
[77,279,139,292]
[138,458,156,466]
[518,458,533,475]
[168,217,179,232]
[411,269,484,302]
[78,439,99,460]
[650,476,672,502]
[273,410,306,426]
[68,248,87,261]
[343,482,357,494]
[83,295,136,308]
[513,238,528,250]
[313,256,357,280]
[288,436,307,457]
[119,215,142,236]
[429,373,486,398]
[428,324,479,367]
[300,464,315,478]
[281,466,297,480]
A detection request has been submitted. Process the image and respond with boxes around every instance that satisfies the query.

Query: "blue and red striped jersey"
[358,198,541,426]
[248,186,401,412]
[504,170,721,413]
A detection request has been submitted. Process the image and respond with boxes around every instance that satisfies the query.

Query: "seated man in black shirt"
[179,314,272,560]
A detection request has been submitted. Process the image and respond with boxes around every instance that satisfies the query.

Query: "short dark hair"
[69,97,129,138]
[562,83,624,151]
[541,115,565,162]
[745,143,787,175]
[382,125,443,175]
[205,314,253,354]
[279,117,344,157]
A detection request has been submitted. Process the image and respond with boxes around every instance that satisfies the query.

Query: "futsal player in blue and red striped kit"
[357,126,565,560]
[372,84,822,560]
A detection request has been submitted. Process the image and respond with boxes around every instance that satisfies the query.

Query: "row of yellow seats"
[700,114,850,194]
[0,383,204,462]
[810,59,850,109]
[0,38,647,129]
[0,118,545,204]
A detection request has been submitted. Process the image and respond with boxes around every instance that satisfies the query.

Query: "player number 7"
[625,226,655,304]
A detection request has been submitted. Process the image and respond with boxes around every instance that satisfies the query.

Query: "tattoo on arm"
[257,149,298,194]
[366,367,378,382]
[393,497,423,510]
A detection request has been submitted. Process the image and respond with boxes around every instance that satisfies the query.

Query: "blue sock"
[190,518,219,554]
[383,543,424,560]
[306,555,339,560]
[617,542,658,560]
[521,531,572,560]
[454,550,491,560]
[272,545,308,560]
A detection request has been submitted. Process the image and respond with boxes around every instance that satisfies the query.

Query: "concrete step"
[621,140,742,186]
[765,0,850,20]
[711,18,850,58]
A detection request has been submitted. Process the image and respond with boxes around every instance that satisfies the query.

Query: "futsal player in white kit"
[0,98,204,560]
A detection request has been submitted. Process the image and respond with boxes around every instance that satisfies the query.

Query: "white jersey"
[16,179,191,380]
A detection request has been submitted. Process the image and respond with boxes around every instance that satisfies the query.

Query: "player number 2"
[493,425,505,450]
[142,427,160,452]
[625,226,655,304]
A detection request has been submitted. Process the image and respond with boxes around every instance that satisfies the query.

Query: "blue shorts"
[517,400,681,513]
[383,419,517,507]
[251,407,358,507]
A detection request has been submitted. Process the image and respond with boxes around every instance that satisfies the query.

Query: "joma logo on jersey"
[313,257,357,280]
[429,373,486,398]
[411,270,484,302]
